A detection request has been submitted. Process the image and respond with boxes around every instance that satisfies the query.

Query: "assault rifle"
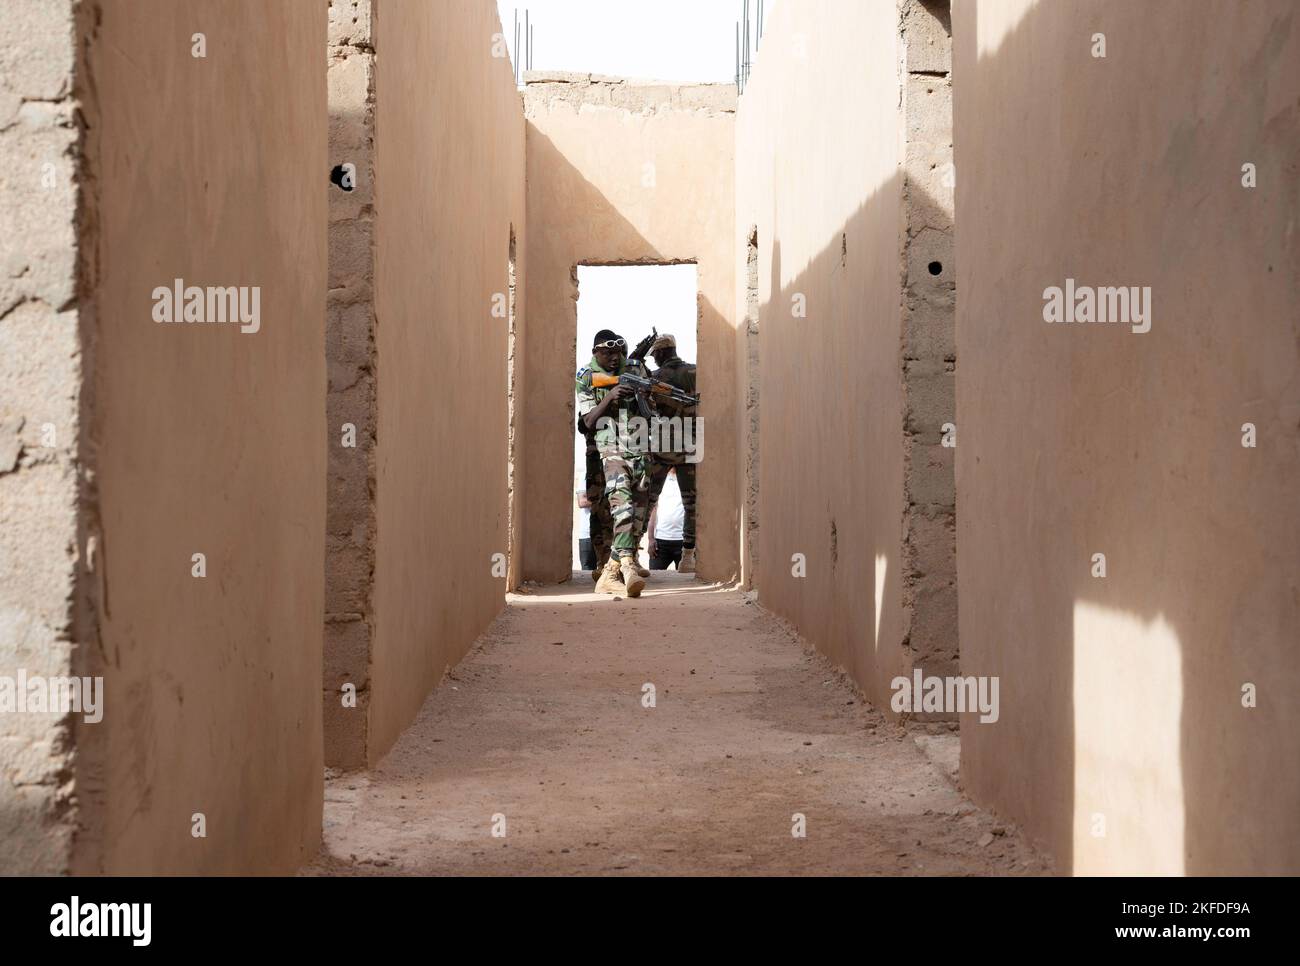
[592,371,700,420]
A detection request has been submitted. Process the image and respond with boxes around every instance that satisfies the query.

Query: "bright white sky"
[498,0,770,84]
[571,264,699,565]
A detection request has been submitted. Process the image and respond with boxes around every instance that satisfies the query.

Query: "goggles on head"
[593,338,627,350]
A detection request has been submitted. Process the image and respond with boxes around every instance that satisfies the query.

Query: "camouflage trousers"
[601,453,650,555]
[584,445,614,568]
[648,459,696,549]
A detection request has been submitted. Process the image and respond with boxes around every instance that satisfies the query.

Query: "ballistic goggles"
[593,338,627,350]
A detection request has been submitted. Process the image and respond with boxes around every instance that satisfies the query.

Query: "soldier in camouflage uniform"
[646,333,699,573]
[576,328,653,597]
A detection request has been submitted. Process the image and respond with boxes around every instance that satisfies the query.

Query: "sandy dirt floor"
[305,573,1052,876]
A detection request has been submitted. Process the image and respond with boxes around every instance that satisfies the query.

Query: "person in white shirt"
[647,468,686,570]
[576,487,596,571]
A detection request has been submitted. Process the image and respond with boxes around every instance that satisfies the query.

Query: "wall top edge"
[523,70,734,92]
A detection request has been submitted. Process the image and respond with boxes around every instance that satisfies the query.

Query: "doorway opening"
[572,263,699,575]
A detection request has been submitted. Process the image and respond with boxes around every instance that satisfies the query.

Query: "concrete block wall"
[735,0,957,714]
[954,0,1300,873]
[325,0,378,770]
[0,0,88,875]
[521,74,737,584]
[899,1,958,682]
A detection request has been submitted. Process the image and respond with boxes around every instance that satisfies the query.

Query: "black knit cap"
[593,329,623,348]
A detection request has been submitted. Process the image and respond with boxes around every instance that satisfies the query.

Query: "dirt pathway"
[306,573,1050,876]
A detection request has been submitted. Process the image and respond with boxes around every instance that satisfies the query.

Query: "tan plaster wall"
[521,75,737,583]
[736,1,955,711]
[83,0,328,872]
[367,0,526,763]
[954,0,1300,873]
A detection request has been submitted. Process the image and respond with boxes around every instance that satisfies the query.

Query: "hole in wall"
[928,260,943,276]
[330,164,353,192]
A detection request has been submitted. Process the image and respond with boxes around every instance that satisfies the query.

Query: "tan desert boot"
[678,548,697,573]
[620,555,646,597]
[594,556,624,595]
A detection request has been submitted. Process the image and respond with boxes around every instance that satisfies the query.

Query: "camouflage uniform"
[582,430,614,568]
[648,356,699,549]
[576,356,651,556]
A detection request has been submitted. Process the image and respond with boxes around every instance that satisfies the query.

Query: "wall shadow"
[746,168,972,764]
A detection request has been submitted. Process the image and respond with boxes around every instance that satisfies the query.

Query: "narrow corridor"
[4,0,1296,887]
[308,576,1049,876]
